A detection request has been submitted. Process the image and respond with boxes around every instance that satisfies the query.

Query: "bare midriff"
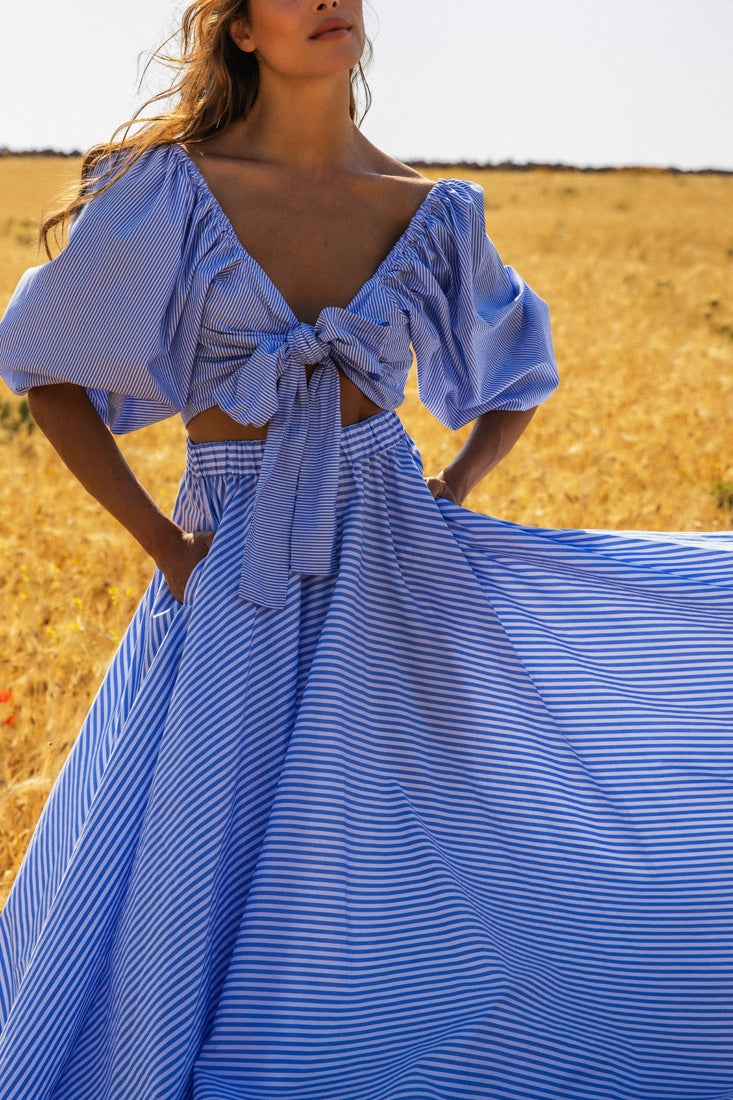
[186,366,384,443]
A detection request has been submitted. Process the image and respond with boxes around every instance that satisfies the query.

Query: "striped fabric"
[1,145,732,1098]
[0,413,732,1099]
[0,143,557,608]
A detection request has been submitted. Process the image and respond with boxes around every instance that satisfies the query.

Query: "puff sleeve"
[0,145,217,433]
[407,180,558,430]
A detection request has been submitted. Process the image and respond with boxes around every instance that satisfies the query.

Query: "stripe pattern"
[1,411,733,1099]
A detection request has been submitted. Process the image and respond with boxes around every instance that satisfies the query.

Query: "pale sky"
[1,0,732,170]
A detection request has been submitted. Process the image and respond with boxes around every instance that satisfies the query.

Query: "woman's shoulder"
[370,145,484,194]
[365,150,444,219]
[368,149,434,189]
[360,148,487,257]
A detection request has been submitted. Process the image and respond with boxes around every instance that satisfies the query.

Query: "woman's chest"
[193,164,433,326]
[227,207,405,326]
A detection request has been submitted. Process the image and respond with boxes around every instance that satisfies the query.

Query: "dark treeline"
[0,148,82,159]
[0,147,731,175]
[409,159,733,177]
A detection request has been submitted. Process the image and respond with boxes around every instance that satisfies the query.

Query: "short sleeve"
[407,180,559,430]
[0,145,217,432]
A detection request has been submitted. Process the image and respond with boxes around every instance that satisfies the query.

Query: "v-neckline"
[173,143,444,327]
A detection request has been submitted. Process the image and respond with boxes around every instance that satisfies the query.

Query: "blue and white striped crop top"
[0,143,559,608]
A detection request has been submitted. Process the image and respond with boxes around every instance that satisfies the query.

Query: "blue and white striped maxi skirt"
[1,410,733,1100]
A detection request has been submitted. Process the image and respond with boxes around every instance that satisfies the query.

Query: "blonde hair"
[41,0,373,257]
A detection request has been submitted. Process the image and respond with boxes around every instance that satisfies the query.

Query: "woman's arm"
[27,383,212,602]
[425,406,536,506]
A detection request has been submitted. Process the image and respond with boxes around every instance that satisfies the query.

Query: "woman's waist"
[185,373,386,444]
[185,408,409,478]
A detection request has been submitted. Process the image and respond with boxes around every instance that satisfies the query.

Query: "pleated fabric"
[1,411,732,1100]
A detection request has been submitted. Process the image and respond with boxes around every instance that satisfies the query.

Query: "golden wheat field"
[0,155,732,907]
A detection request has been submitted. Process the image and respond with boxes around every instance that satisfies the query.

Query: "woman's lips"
[309,21,352,41]
[312,27,351,40]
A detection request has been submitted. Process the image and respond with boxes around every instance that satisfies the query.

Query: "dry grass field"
[0,155,732,907]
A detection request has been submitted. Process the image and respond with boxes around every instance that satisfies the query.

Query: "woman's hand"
[424,472,462,505]
[425,408,539,507]
[157,529,215,604]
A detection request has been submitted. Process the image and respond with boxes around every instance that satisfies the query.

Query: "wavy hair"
[40,0,373,256]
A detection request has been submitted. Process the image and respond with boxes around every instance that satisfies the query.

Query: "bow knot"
[283,322,332,369]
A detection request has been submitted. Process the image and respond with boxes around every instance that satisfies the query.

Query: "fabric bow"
[215,308,409,609]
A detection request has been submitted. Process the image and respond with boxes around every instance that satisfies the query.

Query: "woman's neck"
[222,71,366,177]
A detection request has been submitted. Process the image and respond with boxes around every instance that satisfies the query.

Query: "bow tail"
[238,373,308,610]
[290,365,342,576]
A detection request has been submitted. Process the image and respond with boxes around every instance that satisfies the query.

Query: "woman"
[0,2,732,1098]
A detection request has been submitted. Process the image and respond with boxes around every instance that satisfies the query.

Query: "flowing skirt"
[1,411,733,1100]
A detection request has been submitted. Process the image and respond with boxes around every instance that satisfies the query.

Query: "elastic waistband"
[185,410,407,477]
